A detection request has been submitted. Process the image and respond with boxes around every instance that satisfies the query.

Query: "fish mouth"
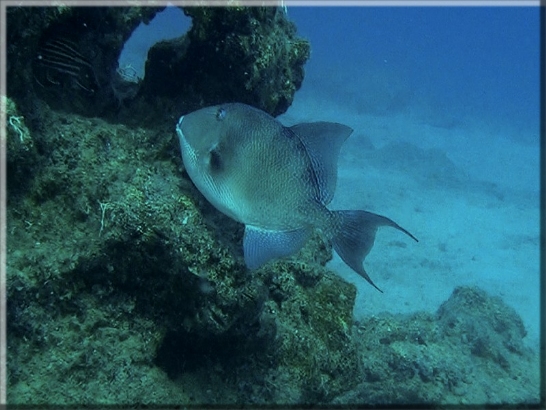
[176,115,186,143]
[176,115,189,154]
[176,115,185,131]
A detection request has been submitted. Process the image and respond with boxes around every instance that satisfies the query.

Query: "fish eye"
[216,108,226,121]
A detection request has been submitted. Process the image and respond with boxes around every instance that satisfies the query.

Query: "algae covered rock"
[5,100,540,407]
[7,6,160,118]
[4,6,333,406]
[4,102,540,406]
[6,6,309,127]
[332,286,540,406]
[436,285,528,359]
[5,101,360,405]
[141,7,309,119]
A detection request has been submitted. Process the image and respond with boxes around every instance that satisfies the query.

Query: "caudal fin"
[332,210,418,292]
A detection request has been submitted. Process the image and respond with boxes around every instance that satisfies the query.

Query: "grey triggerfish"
[176,103,417,292]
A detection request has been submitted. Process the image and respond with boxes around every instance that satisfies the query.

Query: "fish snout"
[176,115,185,132]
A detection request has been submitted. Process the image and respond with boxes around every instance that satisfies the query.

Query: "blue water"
[290,7,540,135]
[122,6,540,137]
[121,5,541,347]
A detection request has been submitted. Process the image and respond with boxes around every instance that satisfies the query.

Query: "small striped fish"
[35,37,100,93]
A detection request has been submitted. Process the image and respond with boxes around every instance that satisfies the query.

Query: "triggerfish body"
[176,103,417,292]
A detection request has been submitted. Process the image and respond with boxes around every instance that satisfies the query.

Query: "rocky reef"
[6,98,358,404]
[6,6,309,127]
[336,286,540,405]
[141,7,310,124]
[3,5,541,407]
[5,95,541,405]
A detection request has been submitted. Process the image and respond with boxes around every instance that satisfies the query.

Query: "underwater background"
[4,3,542,406]
[285,5,541,346]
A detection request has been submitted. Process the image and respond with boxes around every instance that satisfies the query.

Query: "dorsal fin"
[289,122,353,205]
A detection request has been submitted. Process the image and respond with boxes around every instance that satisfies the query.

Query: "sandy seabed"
[280,87,541,352]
